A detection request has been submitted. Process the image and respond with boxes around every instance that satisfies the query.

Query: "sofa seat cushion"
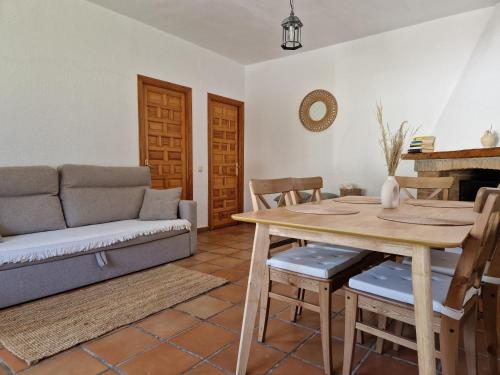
[0,219,191,266]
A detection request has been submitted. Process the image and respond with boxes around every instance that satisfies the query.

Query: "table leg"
[411,244,436,375]
[236,223,271,375]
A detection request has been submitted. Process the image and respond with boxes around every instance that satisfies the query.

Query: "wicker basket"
[339,187,363,197]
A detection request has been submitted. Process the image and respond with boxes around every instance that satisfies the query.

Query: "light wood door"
[208,94,244,229]
[138,75,192,199]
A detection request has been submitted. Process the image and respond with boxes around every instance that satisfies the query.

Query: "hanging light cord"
[290,0,295,15]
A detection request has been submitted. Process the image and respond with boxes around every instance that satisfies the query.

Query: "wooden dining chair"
[481,239,499,375]
[428,209,500,375]
[250,177,383,374]
[285,176,323,320]
[395,176,455,200]
[375,175,455,353]
[342,187,500,375]
[397,216,500,374]
[393,184,500,373]
[273,176,377,341]
[480,184,500,375]
[288,176,351,322]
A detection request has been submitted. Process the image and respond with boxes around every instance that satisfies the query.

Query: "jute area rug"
[0,264,228,365]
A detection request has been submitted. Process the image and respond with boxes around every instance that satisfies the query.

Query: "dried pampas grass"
[376,101,415,176]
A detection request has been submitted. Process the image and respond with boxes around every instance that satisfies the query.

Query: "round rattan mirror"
[299,89,338,132]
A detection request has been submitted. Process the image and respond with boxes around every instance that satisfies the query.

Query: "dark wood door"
[208,94,244,229]
[138,75,192,199]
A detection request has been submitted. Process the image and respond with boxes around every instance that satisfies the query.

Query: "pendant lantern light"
[281,0,303,50]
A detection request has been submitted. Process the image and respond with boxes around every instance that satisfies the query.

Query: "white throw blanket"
[0,219,191,265]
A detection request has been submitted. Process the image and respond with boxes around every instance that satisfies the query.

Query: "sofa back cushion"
[0,166,67,236]
[139,187,182,220]
[59,164,151,227]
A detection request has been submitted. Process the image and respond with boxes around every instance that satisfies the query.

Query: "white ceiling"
[87,0,498,64]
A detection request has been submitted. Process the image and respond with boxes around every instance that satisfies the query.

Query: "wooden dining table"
[231,199,477,375]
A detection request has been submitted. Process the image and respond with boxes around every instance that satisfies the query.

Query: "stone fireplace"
[402,147,500,201]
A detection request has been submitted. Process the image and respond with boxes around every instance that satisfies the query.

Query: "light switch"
[197,166,203,173]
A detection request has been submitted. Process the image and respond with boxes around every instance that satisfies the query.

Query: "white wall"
[433,5,500,149]
[0,0,245,228]
[1,1,497,223]
[244,7,493,209]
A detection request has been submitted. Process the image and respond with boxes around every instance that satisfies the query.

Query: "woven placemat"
[286,204,359,215]
[377,213,474,226]
[405,199,474,209]
[333,196,381,204]
[0,264,227,364]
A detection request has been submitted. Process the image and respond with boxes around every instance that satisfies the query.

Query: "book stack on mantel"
[407,136,435,154]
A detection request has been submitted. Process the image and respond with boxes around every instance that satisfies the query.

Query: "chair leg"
[375,316,388,354]
[258,268,271,343]
[392,320,404,351]
[440,316,460,375]
[482,283,498,375]
[297,288,305,316]
[356,308,364,344]
[288,240,302,322]
[343,290,358,375]
[289,287,302,322]
[463,301,478,375]
[319,282,333,375]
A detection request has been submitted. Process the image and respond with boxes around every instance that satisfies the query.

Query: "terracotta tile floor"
[1,223,499,374]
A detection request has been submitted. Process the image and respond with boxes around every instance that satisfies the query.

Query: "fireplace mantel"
[402,147,500,172]
[402,147,500,200]
[402,147,500,161]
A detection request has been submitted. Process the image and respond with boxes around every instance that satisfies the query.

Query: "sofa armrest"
[179,200,197,254]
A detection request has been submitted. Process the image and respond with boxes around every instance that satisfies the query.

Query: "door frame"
[207,93,245,230]
[137,74,193,199]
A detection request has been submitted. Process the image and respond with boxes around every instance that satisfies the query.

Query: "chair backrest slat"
[475,212,499,283]
[444,187,500,310]
[257,194,272,209]
[482,184,500,279]
[401,187,416,199]
[427,188,445,200]
[485,240,500,279]
[395,176,454,200]
[293,176,323,191]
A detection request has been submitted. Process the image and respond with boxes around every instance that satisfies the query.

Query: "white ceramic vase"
[381,176,400,208]
[481,129,498,148]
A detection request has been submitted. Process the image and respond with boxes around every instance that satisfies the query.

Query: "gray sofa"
[0,165,197,309]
